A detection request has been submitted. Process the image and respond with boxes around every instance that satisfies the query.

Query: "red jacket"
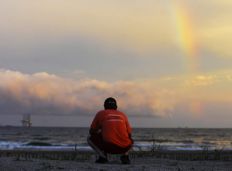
[90,109,133,147]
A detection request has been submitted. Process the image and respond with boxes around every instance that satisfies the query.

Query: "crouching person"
[87,97,133,164]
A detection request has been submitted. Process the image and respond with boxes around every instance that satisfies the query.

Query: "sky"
[0,0,232,127]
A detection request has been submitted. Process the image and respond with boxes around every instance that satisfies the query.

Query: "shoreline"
[1,149,232,161]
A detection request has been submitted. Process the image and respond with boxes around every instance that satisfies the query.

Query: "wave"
[26,141,53,146]
[1,140,232,152]
[134,139,195,144]
[33,137,50,141]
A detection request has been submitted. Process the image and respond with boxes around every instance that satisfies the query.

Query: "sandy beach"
[1,150,232,171]
[1,156,232,171]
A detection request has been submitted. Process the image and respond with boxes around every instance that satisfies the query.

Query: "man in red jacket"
[87,97,133,164]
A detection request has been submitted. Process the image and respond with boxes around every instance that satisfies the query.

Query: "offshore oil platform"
[21,114,32,127]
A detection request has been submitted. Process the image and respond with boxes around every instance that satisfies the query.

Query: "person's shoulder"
[116,110,127,117]
[96,110,105,115]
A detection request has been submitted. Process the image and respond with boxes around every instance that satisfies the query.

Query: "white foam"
[0,141,93,151]
[1,141,231,151]
[0,141,23,150]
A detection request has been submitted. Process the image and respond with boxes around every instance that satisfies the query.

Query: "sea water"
[0,127,232,151]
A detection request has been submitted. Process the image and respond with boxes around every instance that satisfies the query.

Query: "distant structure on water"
[21,114,32,127]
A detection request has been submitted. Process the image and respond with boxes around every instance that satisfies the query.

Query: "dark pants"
[88,134,132,154]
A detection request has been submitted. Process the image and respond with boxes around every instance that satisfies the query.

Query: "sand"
[1,155,232,171]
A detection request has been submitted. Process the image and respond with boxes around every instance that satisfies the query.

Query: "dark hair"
[104,97,117,110]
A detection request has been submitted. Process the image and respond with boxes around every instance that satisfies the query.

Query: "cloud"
[199,25,232,58]
[184,75,217,87]
[0,0,178,54]
[1,0,232,59]
[0,69,232,118]
[0,69,175,117]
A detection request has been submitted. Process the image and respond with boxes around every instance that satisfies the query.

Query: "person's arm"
[89,128,99,135]
[125,115,133,143]
[89,112,101,135]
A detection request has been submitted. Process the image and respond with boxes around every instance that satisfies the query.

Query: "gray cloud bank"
[0,69,174,117]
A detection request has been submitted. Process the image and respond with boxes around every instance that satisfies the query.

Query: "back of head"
[104,97,117,110]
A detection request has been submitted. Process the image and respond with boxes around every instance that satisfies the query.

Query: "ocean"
[0,127,232,151]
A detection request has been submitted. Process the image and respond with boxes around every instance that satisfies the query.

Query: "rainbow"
[171,0,198,72]
[170,1,203,115]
